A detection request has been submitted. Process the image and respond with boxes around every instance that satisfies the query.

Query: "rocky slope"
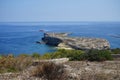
[1,59,120,80]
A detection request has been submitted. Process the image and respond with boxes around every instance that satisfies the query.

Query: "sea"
[0,22,120,56]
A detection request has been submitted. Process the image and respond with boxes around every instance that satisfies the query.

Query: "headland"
[41,32,110,50]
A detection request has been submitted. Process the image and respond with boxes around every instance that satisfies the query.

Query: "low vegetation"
[0,48,119,74]
[50,49,85,61]
[0,54,33,73]
[41,49,113,61]
[85,49,113,61]
[31,53,41,59]
[31,62,67,80]
[111,48,120,54]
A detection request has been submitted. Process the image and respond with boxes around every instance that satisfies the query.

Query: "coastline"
[41,32,110,50]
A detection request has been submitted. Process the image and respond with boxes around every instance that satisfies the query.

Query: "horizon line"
[0,21,120,23]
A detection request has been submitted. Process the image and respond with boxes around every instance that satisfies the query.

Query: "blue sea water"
[0,22,120,56]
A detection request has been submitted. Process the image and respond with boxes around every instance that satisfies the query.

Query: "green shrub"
[42,49,113,61]
[111,48,120,54]
[37,49,113,61]
[50,49,85,61]
[65,50,85,61]
[40,53,52,59]
[32,53,41,59]
[0,55,2,59]
[86,49,113,61]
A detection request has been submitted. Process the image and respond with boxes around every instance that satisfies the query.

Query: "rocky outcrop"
[33,58,69,64]
[42,32,110,50]
[42,36,62,46]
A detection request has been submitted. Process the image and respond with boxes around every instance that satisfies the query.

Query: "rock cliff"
[42,32,110,50]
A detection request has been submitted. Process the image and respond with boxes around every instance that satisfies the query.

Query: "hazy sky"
[0,0,120,22]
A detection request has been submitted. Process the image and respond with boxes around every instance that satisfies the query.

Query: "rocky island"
[41,32,110,50]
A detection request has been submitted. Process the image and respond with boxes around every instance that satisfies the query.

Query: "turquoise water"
[0,22,120,56]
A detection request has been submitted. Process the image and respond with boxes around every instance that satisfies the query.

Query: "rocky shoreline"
[41,32,110,50]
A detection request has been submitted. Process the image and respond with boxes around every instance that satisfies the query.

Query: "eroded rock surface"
[42,32,110,50]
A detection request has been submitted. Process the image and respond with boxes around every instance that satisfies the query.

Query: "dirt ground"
[64,60,120,80]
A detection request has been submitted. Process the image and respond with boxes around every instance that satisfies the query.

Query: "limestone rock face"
[42,32,110,50]
[42,36,62,46]
[58,43,73,50]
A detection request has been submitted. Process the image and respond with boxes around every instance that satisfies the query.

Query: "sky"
[0,0,120,22]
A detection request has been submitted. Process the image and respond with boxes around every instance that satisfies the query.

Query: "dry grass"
[0,55,33,73]
[30,62,68,80]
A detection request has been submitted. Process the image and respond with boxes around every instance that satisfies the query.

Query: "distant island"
[40,32,110,50]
